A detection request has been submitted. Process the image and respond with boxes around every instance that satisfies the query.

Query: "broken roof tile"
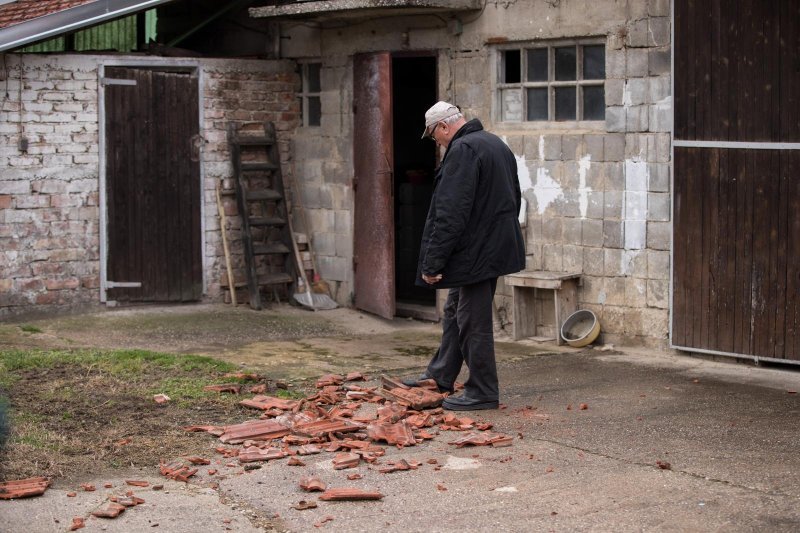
[367,420,416,447]
[293,419,363,438]
[153,393,171,404]
[0,477,50,499]
[378,459,414,473]
[380,378,444,410]
[240,395,299,411]
[159,461,198,482]
[292,500,318,510]
[299,476,327,492]
[124,480,149,487]
[316,374,344,388]
[69,516,85,531]
[219,419,291,444]
[318,488,384,501]
[297,444,323,455]
[238,447,288,463]
[345,372,366,382]
[223,372,261,381]
[91,502,127,519]
[332,452,360,470]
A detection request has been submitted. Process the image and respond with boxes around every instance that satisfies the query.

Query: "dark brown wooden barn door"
[673,0,800,361]
[104,67,202,303]
[352,52,395,319]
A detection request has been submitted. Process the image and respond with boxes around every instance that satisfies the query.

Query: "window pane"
[554,87,576,121]
[502,50,521,83]
[554,46,576,81]
[526,88,548,120]
[308,96,321,126]
[307,63,321,92]
[501,89,523,121]
[526,48,547,82]
[583,45,605,80]
[582,86,605,120]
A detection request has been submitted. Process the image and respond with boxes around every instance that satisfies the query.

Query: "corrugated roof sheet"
[0,0,97,30]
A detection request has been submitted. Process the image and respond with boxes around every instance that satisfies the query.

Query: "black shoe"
[400,373,431,387]
[401,374,453,395]
[442,394,499,411]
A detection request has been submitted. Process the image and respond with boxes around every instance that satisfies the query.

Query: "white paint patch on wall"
[621,158,649,274]
[578,154,592,219]
[502,136,533,224]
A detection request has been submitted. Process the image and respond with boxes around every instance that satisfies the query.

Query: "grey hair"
[441,112,463,126]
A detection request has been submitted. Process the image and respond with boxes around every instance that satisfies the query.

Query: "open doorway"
[391,55,437,319]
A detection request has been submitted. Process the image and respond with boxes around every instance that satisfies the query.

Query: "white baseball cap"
[421,101,460,139]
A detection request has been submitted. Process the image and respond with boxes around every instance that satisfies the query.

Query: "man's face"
[428,121,451,148]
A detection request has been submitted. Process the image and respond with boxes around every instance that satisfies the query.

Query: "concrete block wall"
[0,53,298,317]
[283,0,672,347]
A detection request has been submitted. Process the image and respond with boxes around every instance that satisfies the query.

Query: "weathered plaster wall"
[0,53,298,317]
[282,0,672,347]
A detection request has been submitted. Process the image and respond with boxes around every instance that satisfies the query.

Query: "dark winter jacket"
[416,119,526,288]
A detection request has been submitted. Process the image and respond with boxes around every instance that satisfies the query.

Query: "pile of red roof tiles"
[180,371,514,503]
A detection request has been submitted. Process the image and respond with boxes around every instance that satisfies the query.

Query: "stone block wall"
[0,53,298,317]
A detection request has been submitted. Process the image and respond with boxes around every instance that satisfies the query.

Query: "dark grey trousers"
[426,278,498,400]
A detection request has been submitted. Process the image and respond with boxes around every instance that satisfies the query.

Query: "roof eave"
[0,0,177,52]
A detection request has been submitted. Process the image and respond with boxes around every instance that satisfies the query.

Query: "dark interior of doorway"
[392,56,437,316]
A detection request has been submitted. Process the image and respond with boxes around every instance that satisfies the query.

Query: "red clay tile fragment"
[316,374,344,388]
[203,384,242,394]
[367,421,416,447]
[299,476,327,492]
[297,444,323,455]
[69,516,85,530]
[345,372,366,382]
[249,384,267,394]
[436,484,447,491]
[287,457,306,466]
[208,469,217,475]
[332,452,360,470]
[238,447,288,463]
[91,502,127,518]
[292,500,318,510]
[103,483,113,488]
[346,473,362,480]
[153,393,170,404]
[219,419,291,444]
[185,457,210,465]
[152,485,164,491]
[125,480,149,487]
[318,488,384,501]
[80,483,95,492]
[378,459,413,473]
[579,403,588,410]
[240,395,299,411]
[0,477,51,500]
[380,376,444,410]
[293,419,363,438]
[67,491,77,497]
[159,461,198,482]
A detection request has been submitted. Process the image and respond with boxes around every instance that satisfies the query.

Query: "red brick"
[0,195,11,208]
[44,278,80,290]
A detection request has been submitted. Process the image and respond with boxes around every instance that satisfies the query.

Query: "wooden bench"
[504,271,581,345]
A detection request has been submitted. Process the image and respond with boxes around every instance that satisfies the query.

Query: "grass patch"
[0,348,252,482]
[18,325,42,334]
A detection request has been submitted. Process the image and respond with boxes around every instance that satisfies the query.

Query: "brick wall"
[0,54,298,317]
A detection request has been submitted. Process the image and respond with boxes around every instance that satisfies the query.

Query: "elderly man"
[407,101,526,410]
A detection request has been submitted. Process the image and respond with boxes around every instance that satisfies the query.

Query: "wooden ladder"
[227,122,295,310]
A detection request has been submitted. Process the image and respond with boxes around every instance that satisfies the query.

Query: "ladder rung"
[246,189,281,201]
[241,162,278,172]
[257,273,293,285]
[249,216,286,227]
[253,243,290,255]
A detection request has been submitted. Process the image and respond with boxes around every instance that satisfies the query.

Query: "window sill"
[492,120,608,134]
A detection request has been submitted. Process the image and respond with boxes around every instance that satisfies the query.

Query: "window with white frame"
[298,61,321,127]
[497,41,606,123]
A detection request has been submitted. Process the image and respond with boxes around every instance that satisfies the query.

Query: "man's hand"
[422,273,443,285]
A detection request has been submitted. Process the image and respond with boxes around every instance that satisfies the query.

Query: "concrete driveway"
[1,304,799,532]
